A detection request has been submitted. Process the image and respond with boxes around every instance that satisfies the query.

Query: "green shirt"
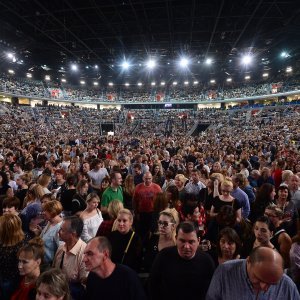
[101,186,124,207]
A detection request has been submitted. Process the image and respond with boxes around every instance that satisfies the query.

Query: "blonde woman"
[80,193,103,243]
[143,208,179,271]
[174,174,188,201]
[108,209,142,271]
[210,179,242,222]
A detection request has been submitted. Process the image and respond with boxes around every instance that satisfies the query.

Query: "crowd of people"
[1,73,300,103]
[0,98,300,299]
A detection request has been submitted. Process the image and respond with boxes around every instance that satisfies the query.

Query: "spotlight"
[80,80,85,85]
[26,73,32,78]
[280,51,290,58]
[179,57,189,68]
[245,75,251,80]
[146,59,156,69]
[93,82,99,86]
[210,79,216,84]
[8,69,14,74]
[61,78,66,83]
[161,82,165,86]
[286,67,292,73]
[193,81,199,85]
[173,81,178,85]
[94,65,98,69]
[7,53,14,59]
[242,55,252,65]
[205,58,212,65]
[71,64,78,71]
[226,78,232,82]
[45,75,50,81]
[262,73,269,78]
[121,61,130,70]
[184,81,189,85]
[125,83,130,86]
[137,82,142,86]
[151,82,156,86]
[108,82,114,86]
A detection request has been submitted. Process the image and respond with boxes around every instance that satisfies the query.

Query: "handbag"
[121,231,135,264]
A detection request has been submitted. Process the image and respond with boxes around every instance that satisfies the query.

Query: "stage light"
[7,53,14,59]
[125,83,130,86]
[45,75,50,81]
[205,58,212,65]
[121,61,130,70]
[184,81,189,85]
[173,81,178,85]
[93,82,99,86]
[242,55,252,65]
[210,79,216,84]
[245,75,251,80]
[161,82,165,86]
[137,82,142,86]
[80,80,85,85]
[286,66,292,73]
[71,64,78,71]
[85,66,89,69]
[61,78,66,83]
[26,73,32,78]
[151,82,156,86]
[146,59,156,69]
[94,65,98,69]
[226,78,232,82]
[179,57,189,68]
[8,69,14,74]
[280,51,290,58]
[193,81,198,85]
[262,73,269,78]
[108,82,114,86]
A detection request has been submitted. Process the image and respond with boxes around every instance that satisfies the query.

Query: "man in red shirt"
[133,171,162,240]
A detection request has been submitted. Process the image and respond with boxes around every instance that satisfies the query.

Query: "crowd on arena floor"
[0,101,300,299]
[1,73,300,103]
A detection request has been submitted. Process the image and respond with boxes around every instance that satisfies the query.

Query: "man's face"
[246,260,283,293]
[82,163,90,173]
[112,173,122,187]
[83,239,105,272]
[143,174,152,186]
[176,229,199,260]
[289,176,299,191]
[134,168,142,175]
[191,171,200,183]
[58,220,71,242]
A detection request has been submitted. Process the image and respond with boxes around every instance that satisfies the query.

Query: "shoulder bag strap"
[121,231,135,264]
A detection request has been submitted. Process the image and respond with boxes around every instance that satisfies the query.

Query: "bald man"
[206,247,299,300]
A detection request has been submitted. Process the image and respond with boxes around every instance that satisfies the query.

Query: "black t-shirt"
[85,264,146,300]
[212,196,241,213]
[149,246,215,300]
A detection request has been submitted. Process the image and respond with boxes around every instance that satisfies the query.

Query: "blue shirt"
[206,260,299,300]
[231,187,250,218]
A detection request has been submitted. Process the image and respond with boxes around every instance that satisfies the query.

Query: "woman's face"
[81,183,89,195]
[43,210,52,221]
[189,207,201,222]
[254,221,272,244]
[3,205,17,215]
[101,181,109,189]
[154,166,160,173]
[36,283,64,300]
[219,236,236,258]
[158,214,175,236]
[18,250,40,277]
[277,188,288,200]
[174,177,183,188]
[117,213,133,234]
[87,198,99,211]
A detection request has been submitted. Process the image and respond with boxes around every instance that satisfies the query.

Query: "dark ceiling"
[0,0,299,82]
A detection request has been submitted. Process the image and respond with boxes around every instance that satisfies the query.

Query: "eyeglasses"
[157,220,174,227]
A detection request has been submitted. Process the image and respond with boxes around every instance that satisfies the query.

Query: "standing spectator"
[206,247,299,300]
[80,193,103,243]
[53,216,87,300]
[148,222,215,300]
[231,174,250,219]
[0,214,27,300]
[83,236,146,300]
[87,159,109,193]
[72,179,89,215]
[133,172,162,240]
[101,172,123,215]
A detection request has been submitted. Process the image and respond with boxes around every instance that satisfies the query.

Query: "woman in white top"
[80,193,103,242]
